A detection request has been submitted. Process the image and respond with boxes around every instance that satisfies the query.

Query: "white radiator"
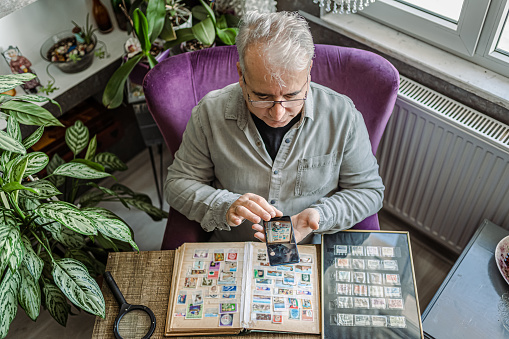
[377,76,509,253]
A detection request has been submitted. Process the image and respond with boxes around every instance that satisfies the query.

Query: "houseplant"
[0,73,167,338]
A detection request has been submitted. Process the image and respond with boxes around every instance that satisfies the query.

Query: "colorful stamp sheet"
[185,304,203,319]
[220,303,237,313]
[302,309,313,321]
[193,249,209,259]
[214,250,225,261]
[219,313,234,326]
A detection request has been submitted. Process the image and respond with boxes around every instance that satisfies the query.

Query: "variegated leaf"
[0,213,25,272]
[81,210,138,251]
[94,152,128,171]
[14,94,51,103]
[9,155,28,184]
[22,126,45,150]
[6,115,21,142]
[71,159,105,172]
[34,202,97,236]
[19,179,61,199]
[65,120,89,156]
[81,207,122,220]
[0,130,25,155]
[0,73,36,93]
[124,197,168,221]
[52,163,111,180]
[22,152,49,176]
[110,183,135,196]
[18,264,41,321]
[0,269,21,338]
[21,236,44,280]
[51,258,105,318]
[84,135,97,161]
[42,280,69,326]
[43,222,85,249]
[46,153,65,187]
[2,101,64,127]
[1,182,39,195]
[94,233,119,251]
[77,189,105,208]
[65,249,102,277]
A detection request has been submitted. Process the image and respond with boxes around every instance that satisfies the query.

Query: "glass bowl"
[40,30,97,73]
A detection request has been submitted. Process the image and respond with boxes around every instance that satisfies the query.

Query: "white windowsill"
[315,12,509,111]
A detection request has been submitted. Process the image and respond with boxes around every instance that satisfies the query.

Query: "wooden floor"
[6,147,456,338]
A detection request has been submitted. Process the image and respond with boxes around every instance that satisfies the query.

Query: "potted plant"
[0,73,167,338]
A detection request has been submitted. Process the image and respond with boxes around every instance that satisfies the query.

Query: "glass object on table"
[92,0,113,33]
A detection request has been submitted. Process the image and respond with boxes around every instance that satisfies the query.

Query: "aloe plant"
[0,73,167,338]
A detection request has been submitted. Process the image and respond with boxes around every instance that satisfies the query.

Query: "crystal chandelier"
[313,0,376,14]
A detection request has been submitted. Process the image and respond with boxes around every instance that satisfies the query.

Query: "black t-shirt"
[251,113,301,161]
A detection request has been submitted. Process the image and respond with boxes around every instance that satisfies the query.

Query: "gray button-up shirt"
[165,82,384,243]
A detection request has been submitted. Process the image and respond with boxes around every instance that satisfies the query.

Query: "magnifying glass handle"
[104,271,127,306]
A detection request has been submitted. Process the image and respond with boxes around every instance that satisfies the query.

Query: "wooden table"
[422,220,509,338]
[92,250,320,338]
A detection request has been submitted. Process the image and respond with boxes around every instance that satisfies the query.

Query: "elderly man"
[165,11,384,244]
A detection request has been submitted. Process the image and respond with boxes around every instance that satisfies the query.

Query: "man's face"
[237,44,311,128]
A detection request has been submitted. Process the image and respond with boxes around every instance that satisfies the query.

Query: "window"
[355,0,509,77]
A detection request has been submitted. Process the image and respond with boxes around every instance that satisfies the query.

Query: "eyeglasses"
[243,76,308,109]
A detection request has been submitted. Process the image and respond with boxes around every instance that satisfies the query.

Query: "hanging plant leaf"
[111,183,135,197]
[0,130,26,155]
[0,212,25,272]
[85,135,97,161]
[0,269,21,338]
[1,101,64,127]
[94,152,128,171]
[0,74,36,93]
[18,264,41,321]
[42,279,70,327]
[19,179,62,199]
[81,210,138,251]
[52,162,111,180]
[34,202,98,236]
[21,236,44,280]
[51,258,105,318]
[22,126,45,149]
[65,120,89,156]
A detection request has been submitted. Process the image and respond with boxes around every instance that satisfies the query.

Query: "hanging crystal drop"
[326,0,332,12]
[352,0,357,13]
[358,0,364,11]
[346,0,351,14]
[332,1,338,13]
[313,0,319,4]
[339,0,345,14]
[365,0,370,7]
[319,0,325,7]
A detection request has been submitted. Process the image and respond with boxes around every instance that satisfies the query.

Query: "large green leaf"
[0,211,25,272]
[22,126,45,149]
[124,197,168,221]
[52,162,111,180]
[65,249,105,277]
[217,27,238,45]
[0,269,21,338]
[42,280,70,327]
[19,179,62,199]
[85,135,97,161]
[0,130,25,155]
[102,53,144,109]
[192,17,215,46]
[51,258,105,318]
[65,120,89,156]
[15,152,49,177]
[43,222,85,249]
[94,152,128,171]
[6,115,21,143]
[21,236,44,280]
[1,182,39,195]
[0,74,36,93]
[163,27,195,49]
[1,101,64,127]
[18,264,41,321]
[46,153,66,187]
[146,0,166,43]
[14,95,61,110]
[133,9,151,52]
[34,202,98,236]
[81,209,138,251]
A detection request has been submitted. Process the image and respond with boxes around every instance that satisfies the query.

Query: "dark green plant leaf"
[19,179,62,199]
[21,236,44,280]
[18,264,41,321]
[34,202,98,236]
[217,27,238,45]
[46,154,66,187]
[216,14,228,30]
[192,17,215,45]
[0,269,21,338]
[85,135,97,161]
[65,120,89,156]
[22,126,45,149]
[64,249,100,277]
[111,183,135,196]
[1,182,39,195]
[163,27,195,48]
[102,54,144,109]
[133,9,151,52]
[0,74,36,93]
[9,156,28,184]
[42,279,70,327]
[53,163,111,180]
[146,0,166,43]
[71,159,105,172]
[123,197,168,221]
[0,130,26,155]
[51,258,105,317]
[77,189,106,208]
[94,152,128,171]
[1,101,64,127]
[81,210,138,251]
[94,233,119,251]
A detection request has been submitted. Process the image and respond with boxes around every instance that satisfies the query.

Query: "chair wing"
[143,44,399,249]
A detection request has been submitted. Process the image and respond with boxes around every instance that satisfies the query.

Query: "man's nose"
[270,102,286,120]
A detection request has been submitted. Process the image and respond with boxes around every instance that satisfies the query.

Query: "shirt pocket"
[295,152,341,196]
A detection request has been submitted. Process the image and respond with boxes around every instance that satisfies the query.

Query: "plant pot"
[40,30,97,73]
[128,48,171,85]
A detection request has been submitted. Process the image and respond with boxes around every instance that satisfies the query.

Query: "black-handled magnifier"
[104,271,156,339]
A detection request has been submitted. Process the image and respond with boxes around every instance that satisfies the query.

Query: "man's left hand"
[252,208,320,243]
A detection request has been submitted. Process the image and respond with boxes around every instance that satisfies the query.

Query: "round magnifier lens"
[117,309,153,339]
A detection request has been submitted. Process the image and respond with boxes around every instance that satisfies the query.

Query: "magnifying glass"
[104,271,156,339]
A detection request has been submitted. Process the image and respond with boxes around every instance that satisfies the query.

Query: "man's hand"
[252,208,320,243]
[226,193,282,227]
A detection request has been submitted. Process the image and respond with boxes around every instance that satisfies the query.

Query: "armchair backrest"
[143,44,399,250]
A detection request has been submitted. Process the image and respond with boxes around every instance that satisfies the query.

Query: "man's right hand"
[226,193,282,227]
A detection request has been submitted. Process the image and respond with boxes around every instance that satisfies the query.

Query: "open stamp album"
[164,242,321,336]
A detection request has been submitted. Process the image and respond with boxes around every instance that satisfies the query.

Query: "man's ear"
[236,62,243,85]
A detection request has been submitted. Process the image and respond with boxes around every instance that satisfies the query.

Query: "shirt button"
[285,138,291,143]
[270,200,276,204]
[274,170,279,174]
[256,141,262,147]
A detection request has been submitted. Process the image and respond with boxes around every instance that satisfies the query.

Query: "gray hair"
[236,11,315,86]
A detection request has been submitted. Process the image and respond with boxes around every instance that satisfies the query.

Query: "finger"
[254,231,266,242]
[252,223,264,233]
[246,195,279,220]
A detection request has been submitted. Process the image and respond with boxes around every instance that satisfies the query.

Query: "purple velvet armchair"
[143,44,399,250]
